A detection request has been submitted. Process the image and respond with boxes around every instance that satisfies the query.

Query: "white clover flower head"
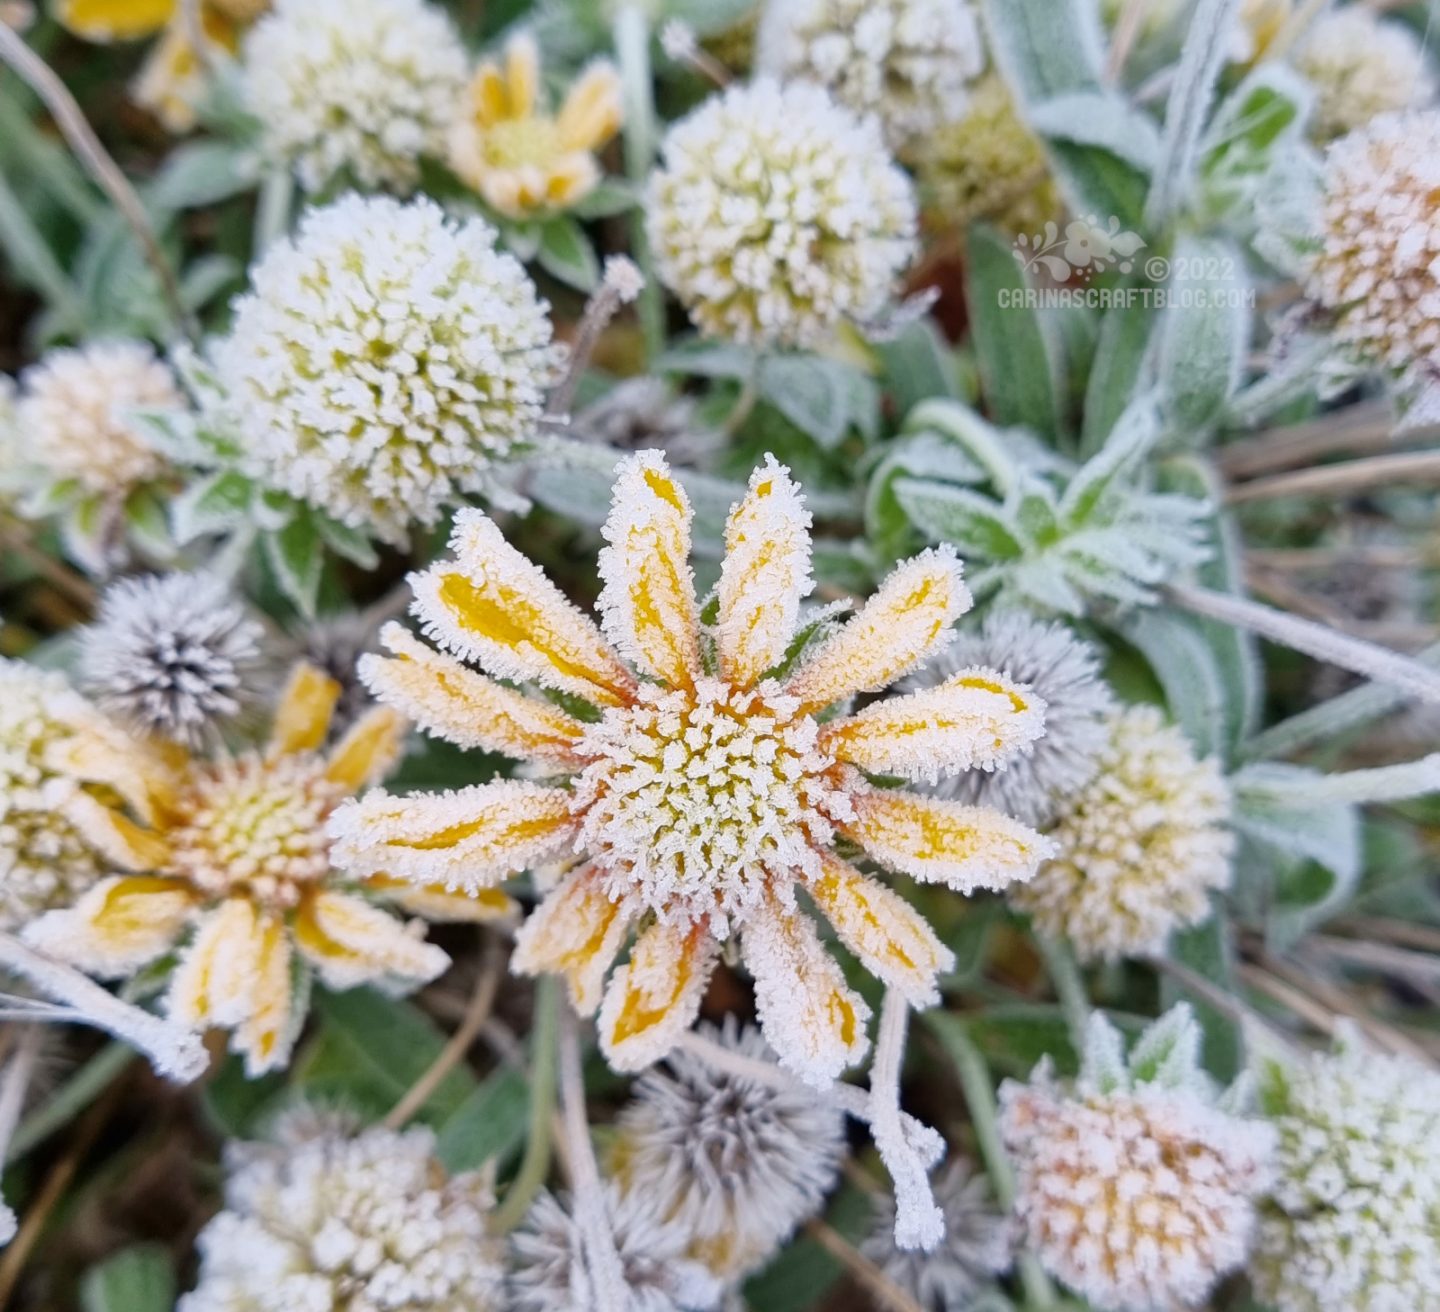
[242,0,466,192]
[860,1157,1011,1312]
[1305,110,1440,399]
[10,340,178,500]
[179,1114,505,1312]
[659,19,698,61]
[509,1186,724,1312]
[215,194,559,545]
[602,255,645,304]
[79,572,264,747]
[1001,1005,1275,1312]
[1012,704,1233,962]
[612,1019,846,1281]
[0,659,124,930]
[646,80,918,348]
[1294,8,1436,142]
[1252,1029,1440,1312]
[757,0,984,149]
[906,611,1114,827]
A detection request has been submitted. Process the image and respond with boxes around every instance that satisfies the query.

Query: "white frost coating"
[1295,9,1436,141]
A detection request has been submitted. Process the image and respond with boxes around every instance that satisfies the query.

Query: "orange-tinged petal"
[841,783,1055,893]
[512,867,634,1015]
[56,0,174,40]
[469,60,510,127]
[365,875,519,924]
[597,919,717,1071]
[293,891,449,990]
[324,706,405,793]
[505,32,539,119]
[808,853,954,1006]
[24,875,194,976]
[64,793,171,872]
[233,912,299,1077]
[784,547,971,713]
[716,455,813,689]
[413,509,634,705]
[597,451,701,688]
[742,897,870,1085]
[46,724,179,825]
[820,667,1046,784]
[556,61,622,151]
[269,663,340,757]
[328,780,579,892]
[168,898,264,1030]
[360,623,587,769]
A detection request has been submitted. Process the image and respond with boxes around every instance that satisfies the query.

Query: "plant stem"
[254,165,293,256]
[1034,936,1088,1053]
[6,1041,133,1162]
[492,975,559,1233]
[613,4,663,361]
[1227,450,1440,504]
[803,1218,929,1312]
[1215,400,1399,480]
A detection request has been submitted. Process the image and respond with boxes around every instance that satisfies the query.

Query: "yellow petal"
[544,154,599,208]
[469,61,510,128]
[784,548,971,714]
[64,793,171,872]
[741,897,871,1085]
[597,451,701,689]
[328,780,579,892]
[820,668,1046,783]
[292,891,449,990]
[46,723,178,825]
[233,912,299,1077]
[131,22,204,133]
[808,853,954,1006]
[23,875,194,976]
[365,875,519,924]
[56,0,174,40]
[556,61,622,151]
[413,509,635,706]
[325,706,405,792]
[840,783,1055,893]
[168,898,264,1030]
[360,623,587,769]
[512,867,634,1015]
[716,455,813,689]
[269,663,340,757]
[597,919,717,1071]
[478,169,526,219]
[505,32,540,119]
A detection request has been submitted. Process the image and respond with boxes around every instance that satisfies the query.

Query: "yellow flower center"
[572,677,849,932]
[480,116,564,171]
[168,753,344,909]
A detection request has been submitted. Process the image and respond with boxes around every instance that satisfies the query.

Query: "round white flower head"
[242,0,466,193]
[1294,8,1436,142]
[1000,1005,1275,1312]
[611,1020,846,1282]
[859,1158,1011,1312]
[646,79,918,348]
[906,611,1114,827]
[756,0,984,149]
[1252,1030,1440,1312]
[10,340,178,501]
[0,660,127,930]
[179,1112,505,1312]
[1305,110,1440,397]
[1012,704,1233,962]
[79,572,264,747]
[509,1186,724,1312]
[215,194,558,544]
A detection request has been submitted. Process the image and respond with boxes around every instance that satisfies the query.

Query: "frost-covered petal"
[820,667,1046,784]
[413,508,634,704]
[512,867,635,1015]
[597,451,702,689]
[327,781,578,890]
[742,898,871,1085]
[292,890,449,990]
[557,63,623,152]
[323,706,406,793]
[716,455,814,689]
[24,876,195,977]
[785,547,970,713]
[56,0,173,41]
[808,853,954,1007]
[365,875,519,924]
[597,921,717,1071]
[841,784,1054,892]
[268,663,340,758]
[64,792,172,872]
[359,622,587,768]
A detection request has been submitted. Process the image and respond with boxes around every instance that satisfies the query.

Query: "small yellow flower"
[25,664,500,1076]
[448,33,622,220]
[332,452,1054,1083]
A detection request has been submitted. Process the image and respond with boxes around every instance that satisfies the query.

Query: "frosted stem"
[0,1030,39,1244]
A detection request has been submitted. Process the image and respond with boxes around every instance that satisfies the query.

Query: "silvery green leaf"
[570,179,636,218]
[124,407,213,465]
[314,515,380,569]
[1201,64,1313,180]
[1010,557,1087,614]
[535,215,599,291]
[264,513,323,618]
[903,399,1026,497]
[874,319,961,414]
[81,1245,174,1312]
[1027,91,1163,177]
[179,255,242,314]
[1083,301,1155,457]
[1059,393,1158,524]
[1127,1004,1204,1091]
[757,354,871,449]
[892,478,1027,560]
[654,339,758,381]
[146,141,261,212]
[1079,1012,1129,1095]
[1156,237,1251,438]
[122,488,172,560]
[1121,609,1232,758]
[1225,334,1330,428]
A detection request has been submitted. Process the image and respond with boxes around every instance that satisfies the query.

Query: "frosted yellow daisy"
[448,33,622,219]
[331,452,1053,1083]
[25,664,495,1076]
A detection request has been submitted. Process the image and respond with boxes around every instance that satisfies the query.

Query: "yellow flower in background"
[25,664,501,1076]
[331,451,1053,1084]
[448,33,622,219]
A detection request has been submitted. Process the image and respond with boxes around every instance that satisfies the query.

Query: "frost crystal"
[215,194,558,545]
[646,80,918,348]
[757,0,984,149]
[242,0,466,193]
[1294,9,1436,142]
[1013,705,1233,962]
[612,1020,845,1280]
[1001,1006,1275,1311]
